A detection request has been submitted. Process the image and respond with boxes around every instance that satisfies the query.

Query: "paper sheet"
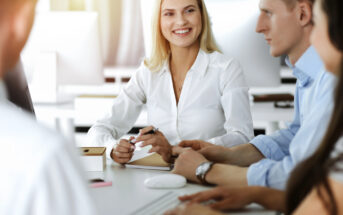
[129,144,154,162]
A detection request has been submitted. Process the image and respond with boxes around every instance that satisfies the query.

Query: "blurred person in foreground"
[0,0,97,214]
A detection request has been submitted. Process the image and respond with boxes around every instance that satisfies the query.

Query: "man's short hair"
[281,0,315,9]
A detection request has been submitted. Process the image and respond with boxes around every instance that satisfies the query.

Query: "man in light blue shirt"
[247,46,335,189]
[171,0,335,190]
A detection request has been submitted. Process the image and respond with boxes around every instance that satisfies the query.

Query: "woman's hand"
[164,203,223,215]
[135,126,173,163]
[178,140,214,151]
[178,186,257,211]
[111,136,135,164]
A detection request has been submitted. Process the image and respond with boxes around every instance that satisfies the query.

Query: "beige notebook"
[126,153,171,171]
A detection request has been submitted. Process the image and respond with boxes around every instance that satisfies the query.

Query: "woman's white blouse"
[87,50,254,158]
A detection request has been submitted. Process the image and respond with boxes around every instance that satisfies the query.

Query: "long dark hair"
[285,0,343,214]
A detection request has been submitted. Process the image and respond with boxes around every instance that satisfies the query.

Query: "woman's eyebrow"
[162,4,196,12]
[183,5,196,10]
[162,8,174,13]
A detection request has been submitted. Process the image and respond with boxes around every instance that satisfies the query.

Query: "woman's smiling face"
[160,0,202,50]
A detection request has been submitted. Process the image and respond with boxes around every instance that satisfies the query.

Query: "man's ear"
[297,1,313,27]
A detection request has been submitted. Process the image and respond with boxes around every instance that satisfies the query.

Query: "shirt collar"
[159,49,209,77]
[189,49,209,76]
[285,46,324,87]
[0,79,7,103]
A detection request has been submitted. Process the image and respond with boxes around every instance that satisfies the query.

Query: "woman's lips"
[173,28,192,37]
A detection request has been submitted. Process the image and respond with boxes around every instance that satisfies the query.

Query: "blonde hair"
[144,0,220,72]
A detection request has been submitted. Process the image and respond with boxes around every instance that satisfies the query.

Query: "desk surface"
[89,163,276,215]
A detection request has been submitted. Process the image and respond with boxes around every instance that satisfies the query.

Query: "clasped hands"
[111,126,231,181]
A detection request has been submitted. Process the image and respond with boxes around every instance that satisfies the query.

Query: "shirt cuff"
[247,159,272,187]
[250,135,286,160]
[104,139,117,160]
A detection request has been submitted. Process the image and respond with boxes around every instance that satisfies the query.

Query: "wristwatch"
[195,161,214,185]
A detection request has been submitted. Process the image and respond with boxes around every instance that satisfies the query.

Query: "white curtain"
[114,0,144,66]
[84,0,123,66]
[46,0,145,67]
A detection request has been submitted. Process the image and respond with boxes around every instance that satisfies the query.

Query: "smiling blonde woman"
[145,0,219,72]
[88,0,254,164]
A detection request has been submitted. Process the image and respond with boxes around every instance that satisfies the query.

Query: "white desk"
[89,163,277,215]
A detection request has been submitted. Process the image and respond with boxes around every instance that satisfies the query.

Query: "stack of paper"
[126,146,171,171]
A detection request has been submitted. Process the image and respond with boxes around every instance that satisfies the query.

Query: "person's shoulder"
[314,69,336,98]
[0,103,67,154]
[206,51,242,73]
[207,51,236,66]
[135,59,166,79]
[317,67,336,83]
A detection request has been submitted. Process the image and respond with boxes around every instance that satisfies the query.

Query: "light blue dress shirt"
[247,46,336,190]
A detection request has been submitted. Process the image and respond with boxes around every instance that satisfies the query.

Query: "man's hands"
[179,186,256,211]
[179,186,286,212]
[178,140,232,164]
[164,203,222,215]
[178,141,265,166]
[178,140,214,151]
[198,146,233,164]
[111,137,135,164]
[172,147,209,183]
[164,186,260,215]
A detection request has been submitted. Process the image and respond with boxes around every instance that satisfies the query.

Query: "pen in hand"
[140,127,158,135]
[130,128,159,144]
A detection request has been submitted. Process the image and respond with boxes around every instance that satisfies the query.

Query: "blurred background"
[36,0,145,67]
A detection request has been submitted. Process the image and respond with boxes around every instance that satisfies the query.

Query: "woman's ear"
[297,1,313,27]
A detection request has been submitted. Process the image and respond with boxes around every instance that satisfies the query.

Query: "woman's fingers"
[135,134,154,143]
[139,126,155,135]
[115,151,132,158]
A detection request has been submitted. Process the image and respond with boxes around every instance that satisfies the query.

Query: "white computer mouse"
[144,174,187,189]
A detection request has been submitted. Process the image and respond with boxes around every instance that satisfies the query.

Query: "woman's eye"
[186,8,195,13]
[164,12,173,16]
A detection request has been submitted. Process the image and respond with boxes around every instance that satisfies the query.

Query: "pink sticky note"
[90,181,112,188]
